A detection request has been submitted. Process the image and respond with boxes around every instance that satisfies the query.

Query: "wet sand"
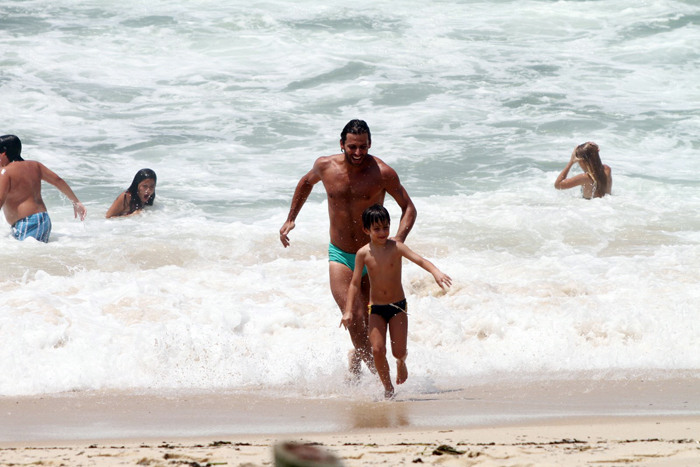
[1,377,698,465]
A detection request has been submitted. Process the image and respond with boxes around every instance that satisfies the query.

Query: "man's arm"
[39,163,87,220]
[397,242,452,289]
[279,160,323,247]
[383,165,416,243]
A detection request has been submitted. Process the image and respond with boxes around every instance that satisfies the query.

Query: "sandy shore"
[1,417,699,466]
[1,377,699,466]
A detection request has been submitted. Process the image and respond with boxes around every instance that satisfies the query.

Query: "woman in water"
[555,142,612,198]
[106,168,157,218]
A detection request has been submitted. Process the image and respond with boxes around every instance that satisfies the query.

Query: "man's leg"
[369,314,394,399]
[388,313,408,385]
[329,262,374,374]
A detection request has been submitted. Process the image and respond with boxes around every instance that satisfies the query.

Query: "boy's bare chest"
[367,248,401,272]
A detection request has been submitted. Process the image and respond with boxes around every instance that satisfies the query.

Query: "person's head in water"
[574,142,607,198]
[0,135,24,163]
[127,168,157,213]
[340,119,371,145]
[362,203,390,230]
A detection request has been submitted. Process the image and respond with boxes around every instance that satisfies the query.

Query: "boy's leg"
[368,314,394,398]
[388,313,408,385]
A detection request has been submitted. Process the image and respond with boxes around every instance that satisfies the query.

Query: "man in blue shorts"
[279,120,416,376]
[0,135,87,242]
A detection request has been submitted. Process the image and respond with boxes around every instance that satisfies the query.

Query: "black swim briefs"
[368,299,407,322]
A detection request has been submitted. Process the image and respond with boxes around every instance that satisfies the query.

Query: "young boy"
[341,204,451,399]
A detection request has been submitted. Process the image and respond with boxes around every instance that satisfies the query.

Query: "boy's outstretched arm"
[397,243,452,289]
[340,251,366,329]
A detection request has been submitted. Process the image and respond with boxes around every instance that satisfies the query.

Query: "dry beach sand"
[1,418,699,467]
[1,377,698,466]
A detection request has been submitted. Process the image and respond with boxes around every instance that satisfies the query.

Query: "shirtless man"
[0,135,87,242]
[279,120,417,375]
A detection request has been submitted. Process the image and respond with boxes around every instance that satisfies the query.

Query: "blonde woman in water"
[555,142,612,198]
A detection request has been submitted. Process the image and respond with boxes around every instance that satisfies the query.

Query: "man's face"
[0,152,8,167]
[340,133,371,166]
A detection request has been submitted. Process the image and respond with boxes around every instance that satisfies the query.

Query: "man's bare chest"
[323,173,384,201]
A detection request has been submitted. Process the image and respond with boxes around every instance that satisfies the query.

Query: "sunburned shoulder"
[2,160,38,175]
[1,161,20,173]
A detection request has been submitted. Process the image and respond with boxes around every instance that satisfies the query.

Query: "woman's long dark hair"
[125,168,157,214]
[575,142,607,198]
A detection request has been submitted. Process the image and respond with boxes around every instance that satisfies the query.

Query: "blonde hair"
[575,142,607,198]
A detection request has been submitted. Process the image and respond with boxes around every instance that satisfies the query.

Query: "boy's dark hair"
[362,203,390,230]
[0,135,24,162]
[340,119,371,144]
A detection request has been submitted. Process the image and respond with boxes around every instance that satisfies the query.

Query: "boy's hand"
[433,271,452,289]
[340,310,353,329]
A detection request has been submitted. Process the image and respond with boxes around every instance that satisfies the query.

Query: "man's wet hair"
[340,119,371,144]
[362,203,390,230]
[0,135,24,162]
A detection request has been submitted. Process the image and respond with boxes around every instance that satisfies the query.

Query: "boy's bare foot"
[396,358,408,385]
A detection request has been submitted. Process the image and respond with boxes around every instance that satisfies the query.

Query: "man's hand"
[279,220,295,247]
[73,201,87,221]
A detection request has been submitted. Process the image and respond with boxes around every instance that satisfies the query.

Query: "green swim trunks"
[328,243,368,277]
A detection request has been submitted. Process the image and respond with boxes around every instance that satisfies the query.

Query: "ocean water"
[1,0,699,397]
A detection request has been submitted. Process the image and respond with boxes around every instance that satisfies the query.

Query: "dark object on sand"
[432,444,465,456]
[274,441,344,467]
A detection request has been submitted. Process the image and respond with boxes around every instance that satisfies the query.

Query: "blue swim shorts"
[12,211,52,243]
[328,243,367,277]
